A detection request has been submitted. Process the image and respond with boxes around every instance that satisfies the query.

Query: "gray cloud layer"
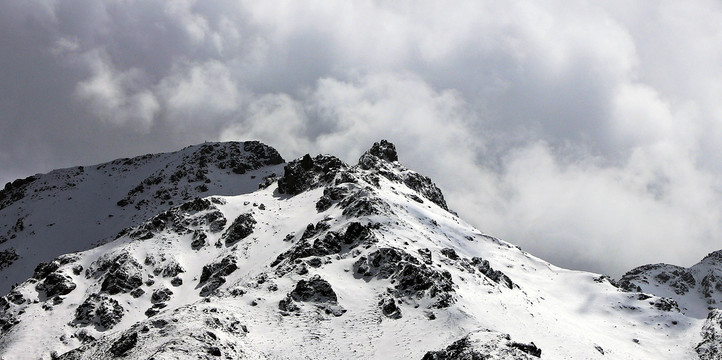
[2,0,722,276]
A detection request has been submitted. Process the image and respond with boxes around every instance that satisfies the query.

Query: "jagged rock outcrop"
[0,139,709,359]
[354,247,455,308]
[279,275,346,316]
[618,249,722,316]
[422,330,541,359]
[277,154,348,195]
[198,255,238,296]
[0,141,283,296]
[74,293,125,329]
[697,309,722,359]
[222,213,256,245]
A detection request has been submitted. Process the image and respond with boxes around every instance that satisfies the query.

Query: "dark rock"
[380,297,402,319]
[422,330,541,359]
[469,257,516,289]
[697,309,722,359]
[223,213,256,245]
[208,347,222,356]
[179,197,211,213]
[271,222,376,270]
[277,154,347,195]
[171,277,183,286]
[440,248,459,260]
[651,297,680,312]
[37,273,77,297]
[619,264,695,295]
[96,253,143,295]
[0,175,37,210]
[75,329,96,344]
[289,275,338,303]
[200,255,238,284]
[278,296,300,314]
[160,262,185,278]
[402,172,449,211]
[316,186,349,212]
[191,230,208,249]
[109,331,138,356]
[200,277,227,297]
[33,260,61,280]
[340,195,392,218]
[593,275,618,287]
[358,140,399,170]
[74,293,124,329]
[354,247,455,308]
[129,288,145,298]
[509,342,543,357]
[280,275,345,316]
[206,211,227,233]
[151,288,173,304]
[418,248,433,264]
[0,249,20,270]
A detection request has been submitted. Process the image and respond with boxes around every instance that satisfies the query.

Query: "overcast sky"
[2,0,722,277]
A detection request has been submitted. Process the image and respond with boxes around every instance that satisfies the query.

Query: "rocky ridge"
[0,140,711,359]
[0,141,284,294]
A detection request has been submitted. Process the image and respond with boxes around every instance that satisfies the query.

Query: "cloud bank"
[2,0,722,276]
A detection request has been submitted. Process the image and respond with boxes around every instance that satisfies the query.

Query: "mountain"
[0,141,284,295]
[619,251,722,318]
[0,140,718,359]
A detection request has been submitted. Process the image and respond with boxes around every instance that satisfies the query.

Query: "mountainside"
[619,251,722,318]
[0,140,718,359]
[0,141,284,294]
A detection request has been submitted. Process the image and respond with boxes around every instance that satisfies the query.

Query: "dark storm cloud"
[2,0,722,276]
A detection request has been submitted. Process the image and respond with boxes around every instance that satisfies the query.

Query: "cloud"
[2,0,722,276]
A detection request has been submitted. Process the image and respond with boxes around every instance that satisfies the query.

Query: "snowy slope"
[0,140,713,359]
[0,141,284,294]
[619,251,722,318]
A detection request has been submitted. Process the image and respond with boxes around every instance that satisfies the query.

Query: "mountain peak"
[358,140,399,170]
[366,139,399,162]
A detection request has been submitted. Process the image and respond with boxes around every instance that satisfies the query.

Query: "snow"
[0,141,716,359]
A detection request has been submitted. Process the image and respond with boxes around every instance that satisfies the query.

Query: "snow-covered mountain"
[0,141,284,294]
[0,140,719,359]
[619,251,722,319]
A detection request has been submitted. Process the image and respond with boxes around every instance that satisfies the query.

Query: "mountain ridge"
[0,141,284,294]
[0,139,718,359]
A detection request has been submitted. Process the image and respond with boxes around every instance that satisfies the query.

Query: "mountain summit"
[0,140,719,359]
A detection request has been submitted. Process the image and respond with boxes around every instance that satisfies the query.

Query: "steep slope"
[0,141,284,295]
[0,140,705,359]
[619,251,722,318]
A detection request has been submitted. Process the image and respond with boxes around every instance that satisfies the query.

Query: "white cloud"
[74,51,160,132]
[3,0,722,276]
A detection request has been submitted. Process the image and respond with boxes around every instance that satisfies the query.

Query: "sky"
[2,0,722,277]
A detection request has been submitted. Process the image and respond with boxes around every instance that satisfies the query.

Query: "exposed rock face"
[74,293,124,329]
[124,197,226,241]
[620,264,695,295]
[109,331,138,356]
[0,249,19,270]
[199,255,238,296]
[37,273,77,297]
[358,140,398,168]
[422,330,541,359]
[272,221,377,272]
[0,176,37,211]
[697,309,722,359]
[354,247,455,308]
[277,154,348,195]
[57,303,254,359]
[279,275,346,316]
[151,288,173,304]
[223,213,256,245]
[92,252,144,295]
